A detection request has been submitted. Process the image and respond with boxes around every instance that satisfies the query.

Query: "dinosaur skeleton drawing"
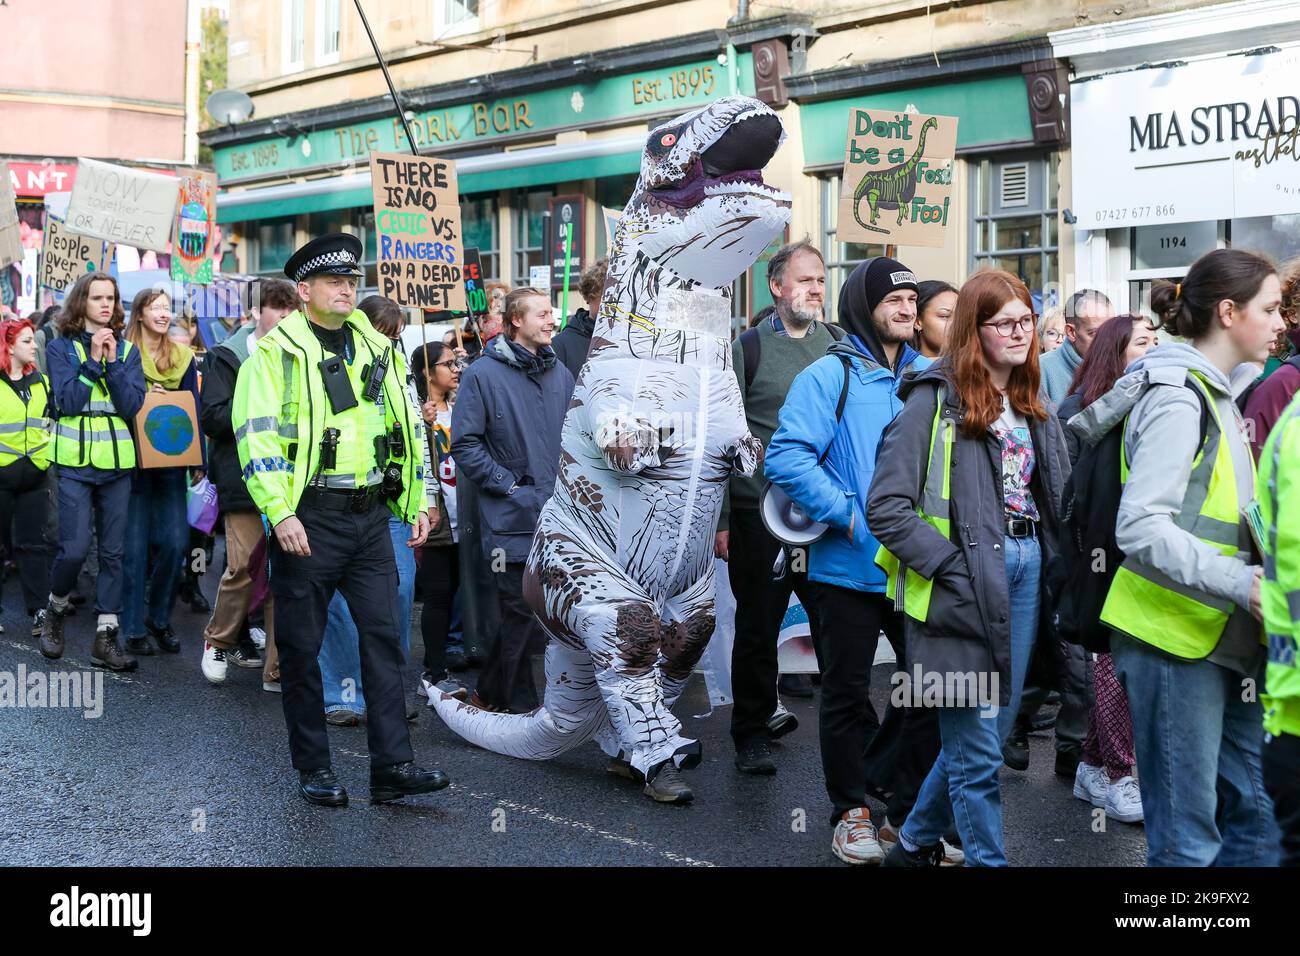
[431,96,791,802]
[851,115,939,234]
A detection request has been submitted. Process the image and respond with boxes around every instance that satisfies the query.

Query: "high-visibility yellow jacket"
[231,310,426,527]
[51,339,138,470]
[1259,389,1300,738]
[0,372,53,470]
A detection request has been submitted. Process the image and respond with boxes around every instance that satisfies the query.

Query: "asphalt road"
[0,566,1147,867]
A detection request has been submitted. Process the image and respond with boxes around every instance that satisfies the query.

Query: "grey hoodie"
[1068,343,1262,670]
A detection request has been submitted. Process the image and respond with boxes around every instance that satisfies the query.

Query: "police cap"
[284,233,365,283]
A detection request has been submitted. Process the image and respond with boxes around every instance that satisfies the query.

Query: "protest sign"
[66,158,180,253]
[836,109,958,248]
[134,390,203,469]
[40,217,115,292]
[462,247,487,318]
[0,162,22,268]
[170,169,217,284]
[369,151,465,311]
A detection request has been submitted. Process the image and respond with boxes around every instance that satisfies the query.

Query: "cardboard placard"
[369,151,466,311]
[66,158,180,253]
[548,195,585,291]
[0,162,22,268]
[134,389,203,469]
[170,169,217,284]
[836,109,958,248]
[462,247,487,318]
[40,217,115,292]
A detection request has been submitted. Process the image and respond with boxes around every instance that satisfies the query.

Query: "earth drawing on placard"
[144,404,194,456]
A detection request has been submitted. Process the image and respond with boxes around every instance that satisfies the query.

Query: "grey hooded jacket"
[868,359,1069,706]
[1066,344,1263,671]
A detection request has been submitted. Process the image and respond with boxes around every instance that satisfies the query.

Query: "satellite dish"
[760,482,829,547]
[206,89,255,126]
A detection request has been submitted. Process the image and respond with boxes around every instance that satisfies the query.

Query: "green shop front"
[784,38,1072,312]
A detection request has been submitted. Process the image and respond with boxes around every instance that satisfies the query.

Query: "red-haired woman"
[868,270,1070,866]
[1056,315,1158,825]
[0,320,54,637]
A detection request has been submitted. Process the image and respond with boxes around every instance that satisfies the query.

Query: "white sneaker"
[249,627,267,651]
[831,808,885,865]
[1105,775,1144,824]
[1073,761,1109,807]
[200,641,228,684]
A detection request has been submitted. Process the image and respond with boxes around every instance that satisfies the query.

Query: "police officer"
[232,234,446,807]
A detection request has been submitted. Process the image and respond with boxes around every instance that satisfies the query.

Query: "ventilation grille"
[1000,163,1029,208]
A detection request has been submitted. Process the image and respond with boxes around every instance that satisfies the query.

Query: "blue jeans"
[1111,634,1280,866]
[121,469,191,639]
[318,516,415,715]
[900,535,1040,867]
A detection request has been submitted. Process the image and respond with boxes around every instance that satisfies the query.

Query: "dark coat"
[451,334,573,563]
[551,308,595,383]
[1055,391,1084,465]
[867,360,1070,706]
[200,333,256,513]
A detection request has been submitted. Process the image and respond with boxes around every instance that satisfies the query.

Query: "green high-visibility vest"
[874,386,952,622]
[0,374,53,470]
[1100,370,1251,659]
[51,340,137,470]
[1258,390,1300,738]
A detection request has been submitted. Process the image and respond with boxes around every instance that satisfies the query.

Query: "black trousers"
[727,507,823,747]
[1017,638,1092,750]
[815,581,924,827]
[474,562,541,713]
[270,503,413,771]
[1264,732,1300,867]
[0,460,49,615]
[418,542,459,678]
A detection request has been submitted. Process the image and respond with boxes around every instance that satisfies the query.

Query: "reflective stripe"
[1186,513,1242,548]
[241,456,295,479]
[1115,557,1235,614]
[1270,633,1298,667]
[0,441,22,456]
[235,416,281,442]
[25,417,49,430]
[1289,589,1300,621]
[0,422,23,434]
[312,469,382,489]
[56,423,124,441]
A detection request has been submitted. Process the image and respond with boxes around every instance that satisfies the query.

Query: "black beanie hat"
[862,257,919,317]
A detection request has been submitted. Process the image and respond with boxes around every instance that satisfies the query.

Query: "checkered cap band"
[294,249,360,282]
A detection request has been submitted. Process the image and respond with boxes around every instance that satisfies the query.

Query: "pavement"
[0,568,1147,867]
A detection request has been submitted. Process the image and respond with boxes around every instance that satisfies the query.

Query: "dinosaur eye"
[660,133,677,147]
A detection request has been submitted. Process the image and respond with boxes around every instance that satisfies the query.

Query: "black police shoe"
[369,761,450,804]
[125,636,156,657]
[147,621,181,654]
[1002,725,1030,771]
[298,768,348,807]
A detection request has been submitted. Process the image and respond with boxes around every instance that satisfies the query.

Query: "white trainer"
[832,808,885,865]
[1105,775,1145,824]
[201,641,228,685]
[249,627,267,651]
[1073,761,1110,807]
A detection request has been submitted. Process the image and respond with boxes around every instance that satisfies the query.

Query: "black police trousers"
[270,502,414,772]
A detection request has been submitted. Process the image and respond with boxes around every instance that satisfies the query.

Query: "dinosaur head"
[621,95,792,289]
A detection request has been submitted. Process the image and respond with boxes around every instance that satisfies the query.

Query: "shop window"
[819,175,888,324]
[513,188,555,287]
[594,174,638,260]
[1230,214,1300,263]
[253,217,297,278]
[971,153,1058,311]
[461,195,499,283]
[282,0,305,74]
[316,0,341,66]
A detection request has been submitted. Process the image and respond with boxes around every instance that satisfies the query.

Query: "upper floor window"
[970,152,1059,312]
[316,0,341,66]
[282,0,305,74]
[438,0,480,37]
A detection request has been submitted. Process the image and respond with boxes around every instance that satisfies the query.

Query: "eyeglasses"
[433,359,459,370]
[980,315,1036,337]
[1041,328,1064,342]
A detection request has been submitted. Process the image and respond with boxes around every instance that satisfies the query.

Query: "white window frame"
[436,0,480,39]
[315,0,341,66]
[282,0,306,74]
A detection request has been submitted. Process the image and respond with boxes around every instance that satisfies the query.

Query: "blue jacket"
[765,335,929,593]
[451,334,573,563]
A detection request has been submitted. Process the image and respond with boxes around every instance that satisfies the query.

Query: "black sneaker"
[1055,745,1082,779]
[777,673,816,699]
[228,642,263,668]
[125,636,156,656]
[1002,726,1030,771]
[882,840,945,867]
[735,738,777,775]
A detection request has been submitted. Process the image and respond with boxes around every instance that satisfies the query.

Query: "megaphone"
[759,482,828,547]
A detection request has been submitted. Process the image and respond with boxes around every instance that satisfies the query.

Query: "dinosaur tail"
[429,642,609,760]
[850,179,891,235]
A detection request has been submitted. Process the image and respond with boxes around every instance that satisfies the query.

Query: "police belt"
[299,484,387,514]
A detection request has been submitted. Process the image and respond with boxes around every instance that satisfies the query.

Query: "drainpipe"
[184,0,201,165]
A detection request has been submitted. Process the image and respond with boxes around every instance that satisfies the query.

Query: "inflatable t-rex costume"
[432,96,791,800]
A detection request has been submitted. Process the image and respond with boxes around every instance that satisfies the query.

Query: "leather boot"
[91,626,139,672]
[369,761,450,803]
[39,602,65,660]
